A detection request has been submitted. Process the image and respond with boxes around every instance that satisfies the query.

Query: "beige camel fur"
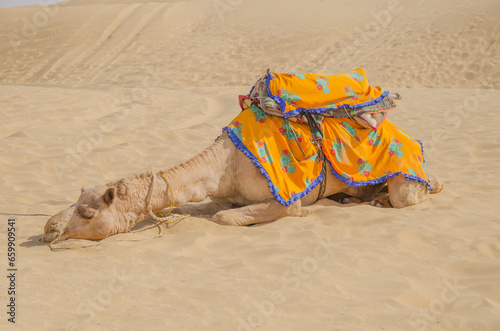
[43,131,443,242]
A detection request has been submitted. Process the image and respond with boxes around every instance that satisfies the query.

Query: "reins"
[145,172,188,224]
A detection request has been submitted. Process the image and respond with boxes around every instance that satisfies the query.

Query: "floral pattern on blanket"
[223,108,431,206]
[267,68,391,117]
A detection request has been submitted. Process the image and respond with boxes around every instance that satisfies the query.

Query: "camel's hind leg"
[372,174,443,208]
[211,198,302,226]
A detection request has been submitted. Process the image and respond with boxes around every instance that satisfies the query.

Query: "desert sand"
[0,0,499,330]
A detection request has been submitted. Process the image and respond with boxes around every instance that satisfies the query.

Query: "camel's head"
[43,185,125,242]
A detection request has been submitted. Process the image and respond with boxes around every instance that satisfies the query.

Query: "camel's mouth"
[43,205,76,242]
[42,224,62,242]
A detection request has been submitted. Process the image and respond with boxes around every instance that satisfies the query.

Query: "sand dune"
[0,0,499,330]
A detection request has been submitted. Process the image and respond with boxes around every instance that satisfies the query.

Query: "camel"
[43,130,443,242]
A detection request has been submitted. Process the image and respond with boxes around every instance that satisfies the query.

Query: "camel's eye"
[77,204,97,220]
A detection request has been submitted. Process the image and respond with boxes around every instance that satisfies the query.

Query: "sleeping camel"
[43,130,443,242]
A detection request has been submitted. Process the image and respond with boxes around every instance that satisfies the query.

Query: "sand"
[0,0,499,330]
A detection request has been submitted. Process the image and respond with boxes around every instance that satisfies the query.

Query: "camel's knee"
[388,175,429,208]
[211,199,301,226]
[211,210,246,226]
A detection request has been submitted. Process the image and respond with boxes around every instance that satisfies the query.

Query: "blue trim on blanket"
[264,73,392,118]
[279,91,392,118]
[326,158,433,191]
[265,72,288,117]
[223,126,325,207]
[324,140,434,191]
[417,139,426,163]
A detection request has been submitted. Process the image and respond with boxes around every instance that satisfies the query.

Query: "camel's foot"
[340,195,392,207]
[428,175,444,194]
[370,195,393,208]
[211,198,301,226]
[339,197,363,204]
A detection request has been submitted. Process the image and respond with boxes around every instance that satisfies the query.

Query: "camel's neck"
[110,133,234,231]
[118,134,234,221]
[161,134,234,207]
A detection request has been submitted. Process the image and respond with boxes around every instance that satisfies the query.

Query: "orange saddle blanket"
[223,107,432,206]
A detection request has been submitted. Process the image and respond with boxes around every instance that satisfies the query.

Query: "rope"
[49,223,65,251]
[342,104,355,121]
[48,171,188,251]
[146,172,188,225]
[0,212,52,217]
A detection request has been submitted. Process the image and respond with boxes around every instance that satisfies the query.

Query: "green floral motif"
[279,120,302,141]
[250,106,267,124]
[347,71,365,82]
[311,114,324,139]
[417,155,426,173]
[343,86,359,100]
[330,138,345,162]
[278,88,301,104]
[342,172,354,181]
[230,121,243,141]
[304,178,312,187]
[256,140,273,164]
[356,157,373,176]
[341,121,361,142]
[341,121,356,136]
[367,131,381,146]
[326,104,338,111]
[279,149,296,174]
[410,156,426,179]
[316,76,330,94]
[287,72,305,79]
[308,152,321,164]
[388,138,404,157]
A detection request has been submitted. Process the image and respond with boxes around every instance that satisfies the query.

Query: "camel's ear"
[77,204,97,221]
[81,186,86,193]
[103,187,115,206]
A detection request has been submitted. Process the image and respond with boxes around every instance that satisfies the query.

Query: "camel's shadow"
[21,234,47,248]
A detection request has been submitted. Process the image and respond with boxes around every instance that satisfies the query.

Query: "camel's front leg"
[211,198,302,226]
[171,201,230,217]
